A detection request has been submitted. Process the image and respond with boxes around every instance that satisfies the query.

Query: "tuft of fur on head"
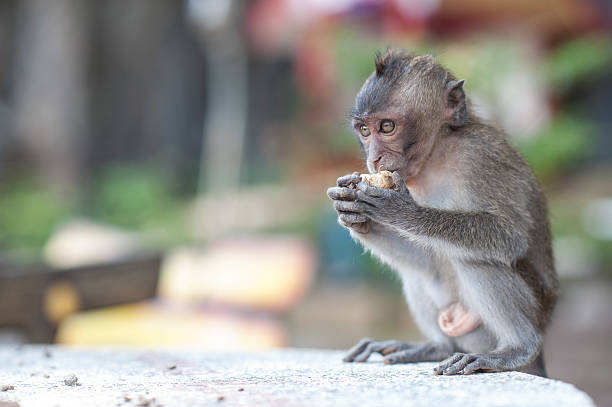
[374,49,414,76]
[372,49,447,82]
[353,50,456,119]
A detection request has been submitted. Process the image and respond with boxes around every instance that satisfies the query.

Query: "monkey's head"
[350,50,467,181]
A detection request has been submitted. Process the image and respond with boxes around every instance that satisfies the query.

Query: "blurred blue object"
[317,210,366,280]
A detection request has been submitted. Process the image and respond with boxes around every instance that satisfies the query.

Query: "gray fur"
[326,51,558,376]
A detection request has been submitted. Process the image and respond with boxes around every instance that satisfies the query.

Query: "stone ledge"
[0,346,595,407]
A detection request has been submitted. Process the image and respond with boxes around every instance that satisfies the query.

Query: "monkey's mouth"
[377,167,397,173]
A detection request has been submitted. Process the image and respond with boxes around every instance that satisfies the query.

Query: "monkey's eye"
[380,119,395,134]
[359,124,371,137]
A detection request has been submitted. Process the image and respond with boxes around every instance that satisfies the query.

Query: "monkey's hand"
[327,173,370,234]
[355,172,418,226]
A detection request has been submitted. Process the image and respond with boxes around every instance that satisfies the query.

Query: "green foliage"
[550,203,612,273]
[334,28,436,90]
[0,165,192,255]
[516,113,592,179]
[0,179,70,251]
[595,241,612,270]
[94,165,173,228]
[334,29,383,88]
[92,165,189,246]
[439,40,524,103]
[546,36,612,91]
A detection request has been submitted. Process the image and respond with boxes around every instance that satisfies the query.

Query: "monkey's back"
[459,121,559,329]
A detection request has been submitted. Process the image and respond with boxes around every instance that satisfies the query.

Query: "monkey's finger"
[355,182,388,198]
[337,173,362,187]
[338,213,367,225]
[327,187,356,201]
[343,338,373,362]
[334,200,367,213]
[350,222,370,234]
[355,190,382,206]
[338,218,369,233]
[391,172,407,192]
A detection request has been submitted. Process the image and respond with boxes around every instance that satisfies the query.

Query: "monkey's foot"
[343,338,412,363]
[434,352,505,375]
[383,342,453,364]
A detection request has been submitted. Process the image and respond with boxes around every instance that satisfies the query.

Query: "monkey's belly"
[438,302,481,337]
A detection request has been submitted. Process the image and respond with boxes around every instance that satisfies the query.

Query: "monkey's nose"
[373,157,384,171]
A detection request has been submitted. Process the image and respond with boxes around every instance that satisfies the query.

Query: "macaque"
[327,50,558,376]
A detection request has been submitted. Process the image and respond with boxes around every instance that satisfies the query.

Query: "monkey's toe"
[434,353,501,375]
[382,349,417,364]
[342,338,373,362]
[434,352,473,375]
[344,339,411,363]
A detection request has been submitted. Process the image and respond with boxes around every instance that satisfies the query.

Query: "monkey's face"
[351,82,444,181]
[350,53,465,181]
[351,114,422,179]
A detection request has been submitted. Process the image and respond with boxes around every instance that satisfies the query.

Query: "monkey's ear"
[445,79,467,128]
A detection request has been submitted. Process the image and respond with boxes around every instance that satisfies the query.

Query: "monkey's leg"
[520,352,547,377]
[431,261,542,376]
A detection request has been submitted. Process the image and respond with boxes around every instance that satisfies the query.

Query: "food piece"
[64,374,79,387]
[360,170,394,189]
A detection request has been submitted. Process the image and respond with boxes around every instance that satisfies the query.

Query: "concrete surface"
[0,346,595,407]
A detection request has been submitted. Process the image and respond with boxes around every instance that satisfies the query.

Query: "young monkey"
[327,50,558,376]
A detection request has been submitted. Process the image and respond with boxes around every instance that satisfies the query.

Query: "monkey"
[326,50,558,377]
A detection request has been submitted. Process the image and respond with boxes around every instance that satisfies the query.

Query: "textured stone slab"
[0,346,595,407]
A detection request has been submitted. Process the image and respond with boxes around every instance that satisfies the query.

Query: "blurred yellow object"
[43,280,82,324]
[56,302,286,349]
[158,237,316,312]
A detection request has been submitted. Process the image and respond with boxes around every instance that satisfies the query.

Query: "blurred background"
[0,0,611,404]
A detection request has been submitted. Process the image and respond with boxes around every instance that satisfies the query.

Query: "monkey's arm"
[405,208,528,262]
[355,173,529,263]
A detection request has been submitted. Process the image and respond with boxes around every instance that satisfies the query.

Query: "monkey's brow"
[348,110,371,121]
[346,112,363,123]
[349,109,407,122]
